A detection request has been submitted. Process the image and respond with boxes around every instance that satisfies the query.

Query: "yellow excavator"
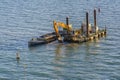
[53,21,72,42]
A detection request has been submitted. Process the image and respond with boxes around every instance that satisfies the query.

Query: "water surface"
[0,0,120,80]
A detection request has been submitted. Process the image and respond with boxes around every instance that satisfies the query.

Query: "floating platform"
[28,29,106,47]
[28,9,107,47]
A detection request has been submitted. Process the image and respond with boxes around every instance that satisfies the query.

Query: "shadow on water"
[16,60,27,80]
[54,37,103,60]
[54,43,80,60]
[28,41,58,52]
[15,51,29,80]
[28,45,44,51]
[37,36,106,78]
[52,38,105,79]
[25,36,106,79]
[85,38,102,54]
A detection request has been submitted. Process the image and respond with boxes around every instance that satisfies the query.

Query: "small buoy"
[16,52,20,60]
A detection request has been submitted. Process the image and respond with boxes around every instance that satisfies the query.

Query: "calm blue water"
[0,0,120,80]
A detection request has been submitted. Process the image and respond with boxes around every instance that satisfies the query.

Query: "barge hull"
[28,32,62,47]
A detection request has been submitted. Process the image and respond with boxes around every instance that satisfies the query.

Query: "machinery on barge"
[28,9,106,47]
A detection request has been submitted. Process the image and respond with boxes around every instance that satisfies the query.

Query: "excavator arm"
[53,21,72,42]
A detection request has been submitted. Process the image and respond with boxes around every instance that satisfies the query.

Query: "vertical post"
[66,17,69,33]
[94,9,97,34]
[66,17,69,25]
[86,12,89,37]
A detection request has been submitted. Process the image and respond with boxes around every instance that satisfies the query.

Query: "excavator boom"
[53,21,72,42]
